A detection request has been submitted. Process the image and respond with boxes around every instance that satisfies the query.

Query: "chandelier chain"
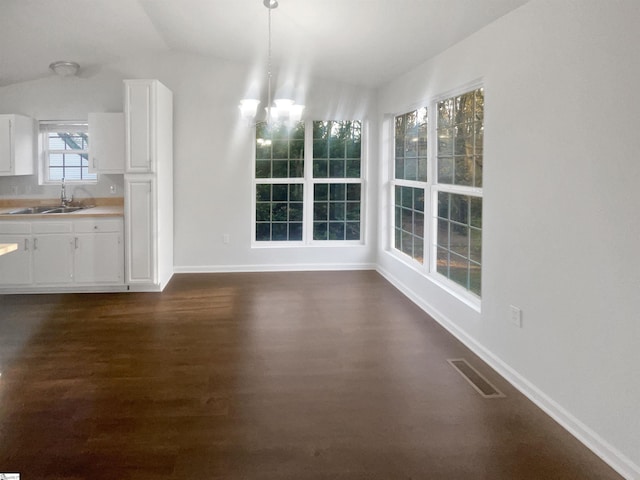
[267,5,273,123]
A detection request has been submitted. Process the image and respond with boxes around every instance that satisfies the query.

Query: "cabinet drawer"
[0,222,31,234]
[32,222,73,234]
[74,219,123,233]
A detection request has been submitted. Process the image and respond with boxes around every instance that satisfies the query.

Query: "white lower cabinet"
[0,231,33,286]
[74,220,123,284]
[32,221,74,285]
[125,177,154,285]
[0,218,124,291]
[33,234,74,285]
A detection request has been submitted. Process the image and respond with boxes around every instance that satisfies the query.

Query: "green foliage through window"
[392,87,483,299]
[254,119,363,243]
[312,120,362,241]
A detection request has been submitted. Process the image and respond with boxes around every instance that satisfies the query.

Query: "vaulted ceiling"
[0,0,530,88]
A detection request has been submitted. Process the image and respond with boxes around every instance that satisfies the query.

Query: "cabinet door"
[125,177,155,284]
[0,114,34,176]
[0,236,32,285]
[0,116,12,174]
[74,233,124,284]
[88,112,125,174]
[33,235,74,285]
[125,81,153,173]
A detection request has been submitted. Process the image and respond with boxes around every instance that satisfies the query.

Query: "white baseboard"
[0,284,128,294]
[376,265,640,480]
[174,263,377,274]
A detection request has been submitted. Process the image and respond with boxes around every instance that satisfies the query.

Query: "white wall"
[377,0,640,477]
[0,53,378,271]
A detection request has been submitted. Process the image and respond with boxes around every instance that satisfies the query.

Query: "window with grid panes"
[312,121,362,241]
[254,119,363,244]
[393,108,427,262]
[254,121,305,242]
[40,121,96,183]
[435,88,483,296]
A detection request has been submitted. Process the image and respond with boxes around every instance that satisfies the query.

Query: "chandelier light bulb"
[289,104,305,123]
[239,99,261,119]
[239,1,304,125]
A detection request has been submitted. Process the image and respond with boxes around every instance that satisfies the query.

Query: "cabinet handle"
[9,121,13,169]
[92,156,96,169]
[33,238,38,250]
[24,238,29,251]
[74,237,79,249]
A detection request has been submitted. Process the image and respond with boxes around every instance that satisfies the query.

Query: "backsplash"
[0,173,124,200]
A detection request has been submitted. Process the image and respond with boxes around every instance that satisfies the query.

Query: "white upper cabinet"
[0,114,35,176]
[88,112,125,174]
[125,80,153,173]
[124,79,173,174]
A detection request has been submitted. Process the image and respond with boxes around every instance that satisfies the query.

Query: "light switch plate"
[509,305,522,327]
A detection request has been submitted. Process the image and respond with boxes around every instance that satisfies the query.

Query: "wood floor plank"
[0,271,622,479]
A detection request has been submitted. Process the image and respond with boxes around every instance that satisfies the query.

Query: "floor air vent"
[447,359,505,398]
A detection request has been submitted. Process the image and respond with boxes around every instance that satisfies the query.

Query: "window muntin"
[312,120,361,179]
[395,108,428,182]
[312,120,362,241]
[255,183,304,241]
[394,186,425,263]
[437,89,483,187]
[41,122,96,183]
[256,121,304,178]
[313,183,361,241]
[436,192,482,296]
[392,108,427,263]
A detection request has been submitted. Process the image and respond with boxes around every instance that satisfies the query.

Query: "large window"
[254,119,363,244]
[435,89,483,296]
[312,121,362,241]
[255,121,305,241]
[392,87,483,299]
[40,121,96,184]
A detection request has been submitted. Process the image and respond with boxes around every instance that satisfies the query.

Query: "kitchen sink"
[3,205,89,215]
[41,206,86,214]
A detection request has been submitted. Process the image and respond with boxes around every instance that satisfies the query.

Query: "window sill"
[252,240,366,249]
[386,249,481,313]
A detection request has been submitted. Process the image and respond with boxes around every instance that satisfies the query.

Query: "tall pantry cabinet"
[123,79,174,291]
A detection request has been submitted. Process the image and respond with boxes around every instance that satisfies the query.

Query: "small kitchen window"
[39,121,97,184]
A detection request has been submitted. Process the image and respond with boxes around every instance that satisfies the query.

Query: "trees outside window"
[254,120,363,244]
[392,87,483,298]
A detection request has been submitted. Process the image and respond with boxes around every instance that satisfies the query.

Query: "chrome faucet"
[60,178,73,206]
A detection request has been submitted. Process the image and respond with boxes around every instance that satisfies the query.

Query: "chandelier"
[239,0,304,124]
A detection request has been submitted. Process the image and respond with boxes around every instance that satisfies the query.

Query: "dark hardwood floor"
[0,271,621,479]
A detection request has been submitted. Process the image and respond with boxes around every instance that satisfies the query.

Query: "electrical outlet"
[223,234,230,244]
[109,185,117,195]
[509,305,522,328]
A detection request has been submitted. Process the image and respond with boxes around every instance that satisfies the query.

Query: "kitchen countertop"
[0,198,124,219]
[0,205,123,218]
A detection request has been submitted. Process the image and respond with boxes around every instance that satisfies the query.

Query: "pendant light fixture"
[239,0,304,124]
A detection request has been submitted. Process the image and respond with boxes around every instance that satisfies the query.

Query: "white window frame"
[39,120,97,186]
[389,81,483,310]
[390,106,429,266]
[252,119,366,248]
